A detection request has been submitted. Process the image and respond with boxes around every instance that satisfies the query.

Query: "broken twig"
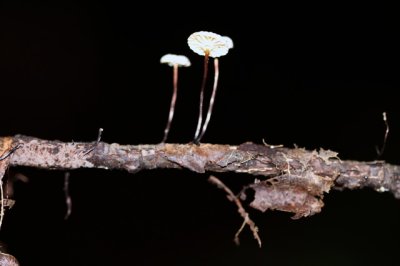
[208,175,262,247]
[64,172,72,220]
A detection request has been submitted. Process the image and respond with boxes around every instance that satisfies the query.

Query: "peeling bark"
[2,135,400,219]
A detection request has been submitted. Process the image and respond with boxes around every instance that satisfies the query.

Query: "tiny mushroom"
[187,31,233,143]
[160,54,191,143]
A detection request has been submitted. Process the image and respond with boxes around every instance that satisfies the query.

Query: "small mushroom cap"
[222,36,234,49]
[160,54,191,67]
[187,31,231,58]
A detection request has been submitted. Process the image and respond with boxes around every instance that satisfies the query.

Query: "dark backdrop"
[1,2,400,265]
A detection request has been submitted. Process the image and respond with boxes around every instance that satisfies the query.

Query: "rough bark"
[0,252,19,266]
[2,135,400,219]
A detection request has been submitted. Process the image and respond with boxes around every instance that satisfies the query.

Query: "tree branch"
[3,135,400,219]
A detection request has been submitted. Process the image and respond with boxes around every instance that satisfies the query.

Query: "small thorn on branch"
[82,128,103,156]
[376,112,389,158]
[262,139,283,149]
[208,175,262,248]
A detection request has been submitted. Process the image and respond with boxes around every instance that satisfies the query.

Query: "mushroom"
[160,54,191,143]
[187,31,232,143]
[197,36,234,142]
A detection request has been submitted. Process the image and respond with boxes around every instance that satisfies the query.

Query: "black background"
[1,2,400,265]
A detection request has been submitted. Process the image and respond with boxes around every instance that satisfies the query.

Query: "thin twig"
[262,139,283,149]
[376,112,389,158]
[0,144,22,161]
[82,128,103,156]
[64,172,72,220]
[8,136,400,198]
[208,175,262,247]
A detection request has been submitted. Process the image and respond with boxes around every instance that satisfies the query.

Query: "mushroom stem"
[162,64,179,143]
[193,51,210,143]
[197,58,219,143]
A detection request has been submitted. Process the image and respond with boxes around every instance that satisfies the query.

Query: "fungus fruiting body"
[160,54,191,143]
[187,31,233,143]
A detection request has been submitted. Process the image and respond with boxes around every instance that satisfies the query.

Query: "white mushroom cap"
[160,54,191,67]
[222,36,234,49]
[187,31,231,58]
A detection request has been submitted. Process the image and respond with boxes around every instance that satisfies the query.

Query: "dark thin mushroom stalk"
[187,31,232,144]
[160,54,191,143]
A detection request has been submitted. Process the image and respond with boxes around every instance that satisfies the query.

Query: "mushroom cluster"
[160,31,233,144]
